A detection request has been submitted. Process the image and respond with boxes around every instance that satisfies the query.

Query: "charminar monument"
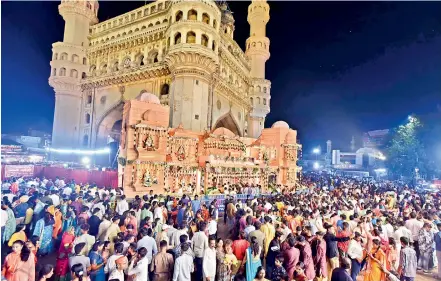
[49,0,272,149]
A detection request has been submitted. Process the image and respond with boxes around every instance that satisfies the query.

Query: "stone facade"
[120,93,299,198]
[49,0,271,151]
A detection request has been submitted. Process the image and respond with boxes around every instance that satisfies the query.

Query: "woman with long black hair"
[1,240,35,281]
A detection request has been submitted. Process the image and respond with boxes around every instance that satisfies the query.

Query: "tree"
[385,115,429,179]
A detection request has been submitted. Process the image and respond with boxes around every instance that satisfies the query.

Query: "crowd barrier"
[1,165,118,188]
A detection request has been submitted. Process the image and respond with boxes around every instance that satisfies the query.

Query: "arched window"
[186,31,196,44]
[175,11,183,22]
[60,53,68,60]
[160,84,170,96]
[148,50,159,64]
[228,46,233,53]
[134,28,139,32]
[212,41,216,51]
[72,54,79,62]
[59,68,66,76]
[148,23,153,27]
[70,69,78,78]
[174,32,182,44]
[257,86,261,92]
[85,113,91,124]
[141,26,146,30]
[52,68,56,76]
[263,98,267,105]
[167,37,170,48]
[54,53,58,60]
[250,97,254,104]
[102,64,107,74]
[201,34,208,47]
[83,57,87,65]
[187,9,197,20]
[163,19,168,23]
[213,19,217,28]
[138,55,145,66]
[87,94,92,104]
[82,72,86,79]
[82,135,89,147]
[257,97,261,104]
[155,21,160,25]
[263,87,267,93]
[202,13,210,24]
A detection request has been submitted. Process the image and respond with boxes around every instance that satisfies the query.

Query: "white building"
[48,0,272,149]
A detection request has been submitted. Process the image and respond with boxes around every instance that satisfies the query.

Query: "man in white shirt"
[404,212,424,243]
[109,256,128,281]
[62,185,73,196]
[137,228,158,262]
[115,195,129,216]
[49,190,60,207]
[173,243,194,281]
[347,232,364,281]
[203,238,217,281]
[105,242,124,275]
[128,247,149,281]
[207,217,217,237]
[192,222,208,281]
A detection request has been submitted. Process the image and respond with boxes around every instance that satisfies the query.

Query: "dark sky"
[2,1,441,150]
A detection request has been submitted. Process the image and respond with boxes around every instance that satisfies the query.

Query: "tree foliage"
[385,116,429,178]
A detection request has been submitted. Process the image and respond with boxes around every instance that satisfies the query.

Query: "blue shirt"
[14,203,28,218]
[177,207,186,226]
[434,231,441,251]
[191,200,201,214]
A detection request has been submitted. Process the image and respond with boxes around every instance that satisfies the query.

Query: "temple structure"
[119,93,300,197]
[49,0,272,150]
[47,0,301,196]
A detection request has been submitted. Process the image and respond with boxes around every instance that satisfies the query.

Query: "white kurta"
[202,248,216,280]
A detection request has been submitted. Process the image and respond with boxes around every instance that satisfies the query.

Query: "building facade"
[48,0,271,150]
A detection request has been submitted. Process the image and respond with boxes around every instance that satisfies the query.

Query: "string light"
[45,147,110,155]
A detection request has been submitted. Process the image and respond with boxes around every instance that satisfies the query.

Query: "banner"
[4,165,34,178]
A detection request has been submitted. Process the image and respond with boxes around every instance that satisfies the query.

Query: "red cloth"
[232,239,250,261]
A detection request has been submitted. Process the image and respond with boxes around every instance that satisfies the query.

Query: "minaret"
[49,0,98,149]
[245,0,271,138]
[351,136,355,151]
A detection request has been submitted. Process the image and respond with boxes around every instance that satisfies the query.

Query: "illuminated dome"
[212,127,235,137]
[139,92,160,104]
[271,121,289,129]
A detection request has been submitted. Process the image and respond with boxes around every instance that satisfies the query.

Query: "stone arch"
[59,67,66,76]
[175,10,183,22]
[174,32,181,44]
[201,34,209,47]
[187,9,197,20]
[70,69,78,78]
[186,31,196,43]
[147,49,159,63]
[213,112,241,136]
[95,102,124,147]
[202,13,210,24]
[60,52,68,60]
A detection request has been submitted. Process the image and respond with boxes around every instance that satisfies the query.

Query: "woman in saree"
[89,241,107,281]
[2,202,16,244]
[25,235,40,265]
[62,205,76,233]
[363,238,387,281]
[33,212,55,256]
[55,226,76,281]
[52,206,63,239]
[244,236,262,281]
[2,240,35,281]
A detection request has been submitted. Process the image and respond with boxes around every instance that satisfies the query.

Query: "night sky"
[2,1,441,150]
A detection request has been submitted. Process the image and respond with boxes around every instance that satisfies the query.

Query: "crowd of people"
[0,174,438,281]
